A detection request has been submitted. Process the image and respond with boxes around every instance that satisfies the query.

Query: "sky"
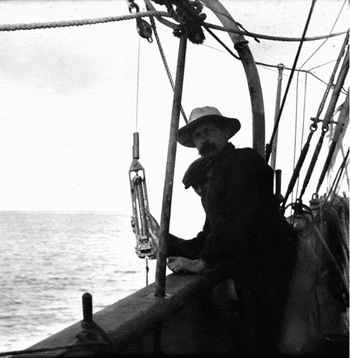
[0,0,348,237]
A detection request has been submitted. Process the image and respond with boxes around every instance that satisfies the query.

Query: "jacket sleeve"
[167,217,210,259]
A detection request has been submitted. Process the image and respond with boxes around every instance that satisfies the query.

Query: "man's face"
[191,121,229,159]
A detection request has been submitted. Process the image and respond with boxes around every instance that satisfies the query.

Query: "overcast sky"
[0,0,348,235]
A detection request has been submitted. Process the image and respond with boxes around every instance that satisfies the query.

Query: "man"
[167,106,297,354]
[145,156,213,262]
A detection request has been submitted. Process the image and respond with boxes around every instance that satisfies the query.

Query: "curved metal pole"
[201,0,265,155]
[155,35,187,297]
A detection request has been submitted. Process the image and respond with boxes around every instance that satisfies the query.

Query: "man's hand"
[146,211,160,234]
[167,256,207,274]
[131,214,159,259]
[131,216,136,233]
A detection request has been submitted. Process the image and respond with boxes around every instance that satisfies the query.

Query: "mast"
[155,35,188,297]
[153,0,266,296]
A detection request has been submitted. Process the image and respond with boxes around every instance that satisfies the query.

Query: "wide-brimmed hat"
[177,106,240,147]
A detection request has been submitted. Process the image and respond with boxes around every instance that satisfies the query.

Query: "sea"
[0,211,157,353]
[0,0,347,354]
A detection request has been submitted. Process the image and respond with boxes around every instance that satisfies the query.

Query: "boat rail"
[15,268,231,357]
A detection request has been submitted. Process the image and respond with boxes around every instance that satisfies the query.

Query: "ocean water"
[0,211,156,353]
[0,0,348,354]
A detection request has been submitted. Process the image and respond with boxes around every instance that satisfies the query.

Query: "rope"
[0,11,170,31]
[298,0,348,70]
[296,72,309,199]
[203,24,240,60]
[281,33,349,208]
[203,21,347,43]
[298,48,349,201]
[314,94,349,195]
[292,71,302,205]
[199,1,347,42]
[135,38,141,132]
[148,14,188,123]
[0,9,346,44]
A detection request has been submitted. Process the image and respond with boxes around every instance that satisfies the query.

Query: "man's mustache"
[199,142,216,156]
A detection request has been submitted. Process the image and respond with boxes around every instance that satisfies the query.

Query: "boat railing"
[12,268,230,357]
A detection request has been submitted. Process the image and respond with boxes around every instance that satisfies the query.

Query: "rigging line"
[202,39,346,94]
[282,38,348,208]
[198,2,347,42]
[256,61,345,91]
[1,10,347,42]
[135,37,141,131]
[0,8,346,43]
[298,47,349,201]
[301,72,309,161]
[203,21,347,42]
[315,93,349,196]
[203,42,335,91]
[196,43,340,91]
[189,39,345,96]
[0,11,170,31]
[299,0,348,70]
[266,0,317,163]
[330,148,349,199]
[203,25,240,60]
[148,15,188,123]
[295,71,309,200]
[309,59,342,72]
[294,71,301,200]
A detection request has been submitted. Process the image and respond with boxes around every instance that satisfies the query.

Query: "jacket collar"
[211,142,235,163]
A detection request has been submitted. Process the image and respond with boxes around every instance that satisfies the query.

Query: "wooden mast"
[155,35,188,297]
[155,0,265,297]
[154,1,265,296]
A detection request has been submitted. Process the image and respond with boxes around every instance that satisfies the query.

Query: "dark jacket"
[198,143,295,268]
[168,143,297,352]
[168,143,295,268]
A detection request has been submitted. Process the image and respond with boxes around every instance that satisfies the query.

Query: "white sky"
[0,0,348,237]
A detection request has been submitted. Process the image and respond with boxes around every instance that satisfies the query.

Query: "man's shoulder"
[228,146,262,159]
[235,147,257,154]
[225,146,270,171]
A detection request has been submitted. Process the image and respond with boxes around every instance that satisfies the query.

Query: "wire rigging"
[148,14,188,123]
[297,47,349,202]
[293,71,302,205]
[298,0,347,70]
[295,72,309,202]
[281,34,348,208]
[265,0,318,164]
[203,25,240,60]
[135,37,141,131]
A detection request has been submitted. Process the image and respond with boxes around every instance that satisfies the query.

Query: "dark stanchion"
[82,292,93,323]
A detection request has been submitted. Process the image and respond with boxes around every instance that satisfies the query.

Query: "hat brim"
[177,115,241,147]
